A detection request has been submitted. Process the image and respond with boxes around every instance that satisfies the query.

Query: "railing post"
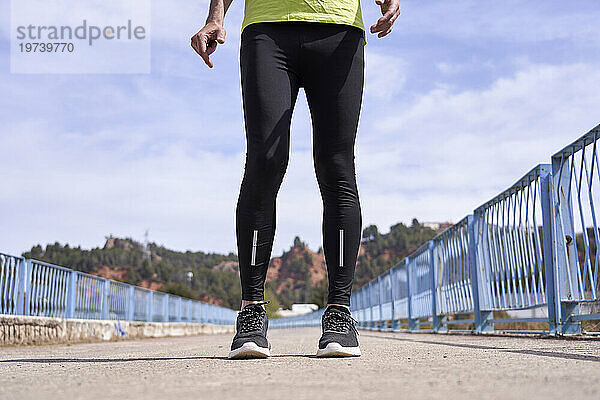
[539,165,559,335]
[163,294,170,322]
[390,266,397,331]
[101,279,110,320]
[17,258,31,316]
[378,276,384,331]
[356,290,362,327]
[361,288,367,328]
[406,257,416,331]
[468,214,492,333]
[127,286,135,321]
[359,287,364,328]
[188,300,193,322]
[24,260,32,316]
[66,270,77,318]
[368,282,374,330]
[429,242,441,332]
[147,291,153,322]
[176,296,182,322]
[551,157,581,334]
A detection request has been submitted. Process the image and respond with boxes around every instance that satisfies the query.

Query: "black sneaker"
[316,305,361,357]
[228,302,271,359]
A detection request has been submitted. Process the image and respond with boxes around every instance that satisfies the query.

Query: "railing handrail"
[433,215,469,242]
[474,164,549,214]
[552,123,600,159]
[0,252,24,260]
[29,257,75,273]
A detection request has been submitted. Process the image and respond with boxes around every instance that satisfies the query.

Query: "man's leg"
[303,25,365,307]
[229,23,300,360]
[236,23,300,305]
[302,23,365,357]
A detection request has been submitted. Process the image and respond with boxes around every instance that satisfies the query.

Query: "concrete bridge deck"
[1,327,598,400]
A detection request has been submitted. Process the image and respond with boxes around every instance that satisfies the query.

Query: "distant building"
[423,221,453,231]
[276,303,319,318]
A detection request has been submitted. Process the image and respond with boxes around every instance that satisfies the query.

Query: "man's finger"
[370,20,392,33]
[370,19,386,33]
[371,17,392,32]
[202,51,214,68]
[191,35,203,54]
[190,36,199,54]
[199,37,213,68]
[194,35,213,68]
[216,29,226,44]
[389,9,401,25]
[206,40,218,56]
[378,26,393,38]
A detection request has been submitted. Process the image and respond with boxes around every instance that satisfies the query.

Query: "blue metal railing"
[4,124,600,334]
[0,254,237,325]
[273,123,600,335]
[270,308,324,329]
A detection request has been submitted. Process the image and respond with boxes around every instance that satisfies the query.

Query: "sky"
[2,0,600,257]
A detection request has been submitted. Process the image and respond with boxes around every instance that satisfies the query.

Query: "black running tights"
[236,22,364,306]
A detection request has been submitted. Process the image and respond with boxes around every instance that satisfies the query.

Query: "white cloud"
[375,63,600,141]
[394,0,600,44]
[365,51,406,100]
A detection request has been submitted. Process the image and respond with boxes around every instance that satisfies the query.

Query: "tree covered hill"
[23,237,242,309]
[22,218,447,311]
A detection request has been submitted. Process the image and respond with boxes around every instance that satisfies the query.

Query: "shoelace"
[322,309,359,335]
[237,301,269,334]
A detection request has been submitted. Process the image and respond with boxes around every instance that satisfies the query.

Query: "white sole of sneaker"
[316,342,361,358]
[228,342,270,359]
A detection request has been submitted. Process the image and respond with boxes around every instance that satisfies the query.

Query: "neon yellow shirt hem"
[241,16,367,44]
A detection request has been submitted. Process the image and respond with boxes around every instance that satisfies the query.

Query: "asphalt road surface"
[1,327,599,400]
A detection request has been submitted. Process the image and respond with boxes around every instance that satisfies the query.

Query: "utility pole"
[143,229,151,265]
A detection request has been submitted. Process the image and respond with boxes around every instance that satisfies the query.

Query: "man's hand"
[191,21,226,68]
[370,0,401,38]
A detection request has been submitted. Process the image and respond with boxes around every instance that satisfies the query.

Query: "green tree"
[161,283,197,300]
[264,288,281,319]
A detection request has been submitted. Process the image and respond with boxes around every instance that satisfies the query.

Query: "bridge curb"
[0,314,234,346]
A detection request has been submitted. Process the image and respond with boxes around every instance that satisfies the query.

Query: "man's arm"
[370,0,401,38]
[191,0,234,68]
